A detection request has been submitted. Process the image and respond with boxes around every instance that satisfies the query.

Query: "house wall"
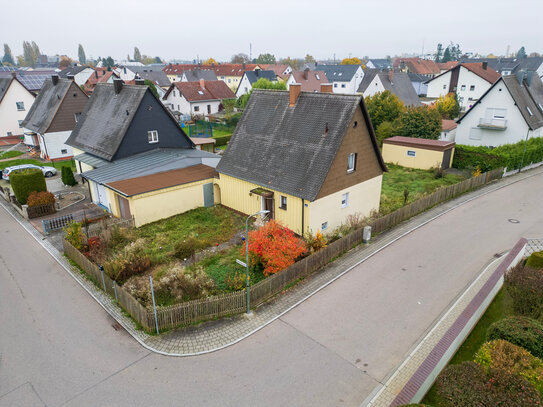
[362,75,386,97]
[190,100,221,116]
[0,79,35,137]
[456,67,494,111]
[439,128,457,142]
[309,175,382,234]
[382,143,454,169]
[455,81,537,147]
[164,88,191,114]
[411,80,428,96]
[427,71,452,99]
[218,75,242,92]
[114,90,192,160]
[74,69,94,87]
[121,178,216,227]
[119,68,137,81]
[47,82,88,133]
[72,147,95,174]
[218,173,310,235]
[235,74,252,97]
[39,130,73,160]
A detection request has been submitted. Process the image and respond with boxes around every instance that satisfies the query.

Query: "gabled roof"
[457,74,543,130]
[437,61,458,71]
[358,71,421,106]
[408,73,431,83]
[0,77,12,103]
[260,64,290,76]
[212,64,260,77]
[216,90,386,201]
[394,58,441,75]
[21,77,78,133]
[0,69,57,92]
[367,59,392,69]
[164,80,235,101]
[442,119,457,131]
[58,65,92,77]
[289,70,328,92]
[135,70,171,87]
[319,65,361,82]
[425,63,500,85]
[458,57,543,74]
[163,64,202,75]
[244,70,277,84]
[182,69,218,82]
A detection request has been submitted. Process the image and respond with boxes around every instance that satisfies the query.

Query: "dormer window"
[347,153,357,173]
[147,130,159,143]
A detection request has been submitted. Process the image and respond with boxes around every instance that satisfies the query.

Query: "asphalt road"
[1,170,542,407]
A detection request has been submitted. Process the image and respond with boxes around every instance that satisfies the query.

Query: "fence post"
[113,280,118,302]
[149,276,160,334]
[99,265,106,291]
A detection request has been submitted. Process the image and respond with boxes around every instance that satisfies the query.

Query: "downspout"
[301,198,304,236]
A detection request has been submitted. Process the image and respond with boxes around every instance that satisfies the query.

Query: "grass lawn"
[212,128,233,138]
[0,150,23,160]
[421,288,515,406]
[380,164,466,215]
[0,158,75,171]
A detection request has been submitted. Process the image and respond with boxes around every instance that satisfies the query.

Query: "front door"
[442,149,452,169]
[203,183,214,207]
[118,195,132,219]
[94,183,109,210]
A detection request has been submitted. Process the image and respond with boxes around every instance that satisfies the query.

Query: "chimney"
[516,70,526,86]
[95,71,98,79]
[388,70,394,84]
[200,78,205,89]
[242,62,246,70]
[526,71,535,86]
[320,83,333,93]
[289,83,301,107]
[67,74,75,81]
[10,71,16,79]
[113,78,123,94]
[303,68,309,80]
[482,61,488,70]
[51,74,59,85]
[135,79,145,85]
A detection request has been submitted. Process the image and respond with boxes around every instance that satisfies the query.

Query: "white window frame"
[16,101,25,111]
[280,195,287,210]
[341,192,349,208]
[470,85,475,91]
[194,106,200,112]
[347,153,356,173]
[147,130,159,143]
[460,85,466,91]
[321,221,328,230]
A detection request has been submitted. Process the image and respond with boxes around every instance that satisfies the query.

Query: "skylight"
[198,90,204,95]
[526,106,533,116]
[539,103,543,112]
[316,74,320,80]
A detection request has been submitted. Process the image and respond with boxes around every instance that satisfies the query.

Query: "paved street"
[1,168,543,407]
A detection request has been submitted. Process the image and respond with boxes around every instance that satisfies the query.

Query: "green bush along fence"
[64,168,503,333]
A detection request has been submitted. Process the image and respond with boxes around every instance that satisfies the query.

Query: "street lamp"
[244,210,270,314]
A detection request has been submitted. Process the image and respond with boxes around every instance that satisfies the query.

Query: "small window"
[407,150,416,157]
[321,221,328,230]
[538,103,543,112]
[16,102,25,111]
[61,149,68,154]
[341,192,349,208]
[315,74,320,80]
[527,106,533,116]
[177,105,180,111]
[7,131,12,137]
[18,120,23,128]
[347,153,356,173]
[147,130,159,143]
[173,90,176,97]
[460,85,466,91]
[334,83,338,88]
[470,85,475,91]
[353,121,358,128]
[228,79,231,83]
[443,84,447,89]
[194,106,200,112]
[341,83,346,88]
[74,112,81,122]
[280,195,287,210]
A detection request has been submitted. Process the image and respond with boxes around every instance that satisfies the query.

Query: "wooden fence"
[27,203,56,219]
[64,169,503,333]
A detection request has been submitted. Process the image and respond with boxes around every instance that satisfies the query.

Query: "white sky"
[1,0,541,62]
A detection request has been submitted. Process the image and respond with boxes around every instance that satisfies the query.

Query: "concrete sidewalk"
[2,165,543,358]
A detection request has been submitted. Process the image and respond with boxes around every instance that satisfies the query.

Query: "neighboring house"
[163,80,235,117]
[366,59,392,70]
[458,57,543,77]
[408,73,430,96]
[191,137,216,153]
[286,70,328,92]
[216,85,387,235]
[259,64,292,80]
[382,136,455,170]
[181,69,218,82]
[440,119,457,142]
[235,70,277,97]
[212,64,261,91]
[437,61,458,72]
[0,74,36,138]
[318,65,364,94]
[66,80,221,226]
[58,65,95,87]
[394,58,441,77]
[455,72,543,147]
[0,69,58,93]
[83,69,116,94]
[358,70,421,106]
[163,64,202,82]
[426,63,501,111]
[21,75,88,160]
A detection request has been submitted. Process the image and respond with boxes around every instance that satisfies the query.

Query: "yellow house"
[382,136,455,170]
[216,85,387,235]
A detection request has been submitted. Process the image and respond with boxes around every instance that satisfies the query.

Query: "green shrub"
[173,236,208,260]
[64,221,84,251]
[10,168,46,204]
[526,251,543,269]
[475,339,543,394]
[214,134,232,146]
[452,145,503,171]
[505,263,543,319]
[103,239,151,283]
[437,361,542,406]
[62,166,77,186]
[487,316,543,359]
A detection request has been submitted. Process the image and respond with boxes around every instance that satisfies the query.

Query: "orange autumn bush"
[27,191,55,207]
[243,220,307,276]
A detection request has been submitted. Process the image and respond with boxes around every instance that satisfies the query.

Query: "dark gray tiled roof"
[182,69,218,82]
[0,77,11,103]
[367,59,392,69]
[244,70,277,84]
[408,73,430,82]
[459,57,543,74]
[503,75,543,130]
[82,148,220,184]
[135,71,171,87]
[73,152,109,168]
[359,71,421,106]
[20,77,72,133]
[58,65,90,77]
[319,65,360,82]
[216,90,370,201]
[66,83,147,161]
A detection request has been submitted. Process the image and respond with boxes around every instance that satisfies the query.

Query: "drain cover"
[508,219,520,224]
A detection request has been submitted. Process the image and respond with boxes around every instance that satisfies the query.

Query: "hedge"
[453,137,543,171]
[437,361,542,406]
[61,166,77,186]
[526,251,543,269]
[487,316,543,359]
[10,168,46,205]
[505,263,543,319]
[214,134,232,146]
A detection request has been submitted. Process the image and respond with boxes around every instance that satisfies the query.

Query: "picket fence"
[64,168,503,332]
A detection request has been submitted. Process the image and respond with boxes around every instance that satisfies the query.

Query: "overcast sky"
[1,0,541,62]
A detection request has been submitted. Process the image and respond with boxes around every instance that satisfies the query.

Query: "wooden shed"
[382,136,455,170]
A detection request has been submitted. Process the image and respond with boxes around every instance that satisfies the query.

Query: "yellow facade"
[218,174,310,235]
[382,143,455,170]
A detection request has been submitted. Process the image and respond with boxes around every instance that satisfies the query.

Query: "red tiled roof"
[394,58,441,75]
[383,136,455,151]
[441,119,457,131]
[106,164,217,196]
[0,135,22,145]
[163,64,202,75]
[212,64,260,77]
[84,69,115,93]
[437,61,458,71]
[260,64,289,76]
[290,70,328,92]
[461,63,501,84]
[168,80,235,101]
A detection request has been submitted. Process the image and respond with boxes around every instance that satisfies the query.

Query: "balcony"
[478,117,507,130]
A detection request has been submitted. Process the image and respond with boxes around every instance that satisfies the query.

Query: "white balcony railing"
[478,117,507,129]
